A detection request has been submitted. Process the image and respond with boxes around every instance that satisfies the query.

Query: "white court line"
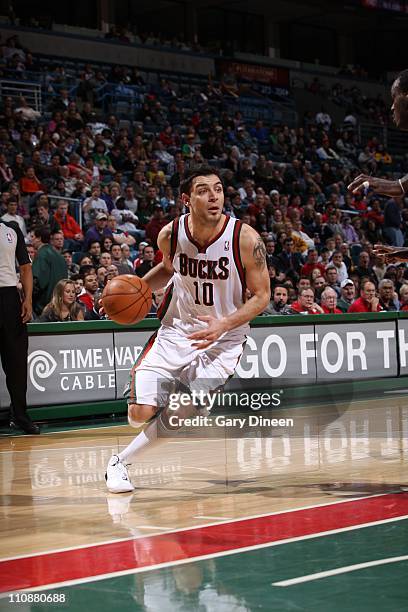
[0,493,395,563]
[272,554,408,587]
[133,526,172,531]
[193,516,233,520]
[1,514,407,596]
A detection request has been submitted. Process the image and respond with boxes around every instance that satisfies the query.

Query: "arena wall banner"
[1,314,408,410]
[218,60,290,88]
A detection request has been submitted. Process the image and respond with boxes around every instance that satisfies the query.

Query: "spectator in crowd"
[105,264,120,282]
[263,285,292,315]
[321,287,342,313]
[50,230,65,254]
[337,279,356,313]
[83,184,109,225]
[288,288,324,315]
[78,271,100,313]
[330,251,348,283]
[38,279,84,322]
[313,276,327,301]
[378,278,398,311]
[277,237,302,275]
[111,243,133,274]
[32,199,61,234]
[19,166,43,195]
[399,285,408,311]
[99,251,112,268]
[1,197,27,235]
[84,213,113,250]
[325,265,341,297]
[383,198,404,247]
[54,200,84,250]
[145,205,168,249]
[135,244,156,277]
[63,250,80,277]
[87,240,102,266]
[300,248,326,278]
[341,216,359,244]
[348,279,382,312]
[354,251,376,282]
[31,226,68,315]
[2,40,406,325]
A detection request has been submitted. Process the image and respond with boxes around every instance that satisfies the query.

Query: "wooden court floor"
[0,396,407,610]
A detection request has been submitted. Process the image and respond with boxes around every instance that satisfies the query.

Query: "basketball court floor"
[0,395,407,610]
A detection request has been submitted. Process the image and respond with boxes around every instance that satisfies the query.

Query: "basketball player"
[348,69,408,197]
[348,69,408,264]
[106,165,270,492]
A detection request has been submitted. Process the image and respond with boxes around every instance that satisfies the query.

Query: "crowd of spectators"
[1,36,408,322]
[307,77,391,126]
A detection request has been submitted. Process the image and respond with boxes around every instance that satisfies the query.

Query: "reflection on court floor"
[0,397,407,609]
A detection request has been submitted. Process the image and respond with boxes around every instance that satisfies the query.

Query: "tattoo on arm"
[253,237,267,269]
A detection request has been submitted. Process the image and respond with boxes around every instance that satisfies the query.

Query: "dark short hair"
[179,164,223,196]
[33,226,50,243]
[79,264,95,277]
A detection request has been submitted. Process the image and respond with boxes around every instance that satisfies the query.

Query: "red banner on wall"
[218,60,289,87]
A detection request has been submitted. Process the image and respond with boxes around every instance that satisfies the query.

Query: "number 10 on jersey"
[193,281,214,306]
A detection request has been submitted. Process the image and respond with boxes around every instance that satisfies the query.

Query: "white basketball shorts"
[124,325,246,407]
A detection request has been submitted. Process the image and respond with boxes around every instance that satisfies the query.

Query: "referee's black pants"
[0,287,28,417]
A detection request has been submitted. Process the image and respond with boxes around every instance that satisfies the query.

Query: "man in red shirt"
[54,200,84,250]
[145,205,168,249]
[348,280,383,313]
[78,271,99,313]
[300,248,326,278]
[289,288,324,315]
[321,287,342,314]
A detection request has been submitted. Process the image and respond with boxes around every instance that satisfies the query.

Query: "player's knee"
[128,403,157,428]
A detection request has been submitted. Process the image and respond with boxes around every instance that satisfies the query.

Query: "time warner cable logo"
[28,350,57,392]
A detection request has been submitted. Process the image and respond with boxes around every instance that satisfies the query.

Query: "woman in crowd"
[38,279,84,322]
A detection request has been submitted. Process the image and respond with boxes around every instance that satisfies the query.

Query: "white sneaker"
[105,455,134,493]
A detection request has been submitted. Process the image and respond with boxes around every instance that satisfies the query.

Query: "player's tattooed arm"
[253,236,267,269]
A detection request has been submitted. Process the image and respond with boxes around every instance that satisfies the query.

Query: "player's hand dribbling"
[188,315,228,350]
[347,174,378,194]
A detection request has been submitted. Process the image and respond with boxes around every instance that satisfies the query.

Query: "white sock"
[118,419,158,464]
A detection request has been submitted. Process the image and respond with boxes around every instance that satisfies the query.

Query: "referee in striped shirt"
[0,218,40,434]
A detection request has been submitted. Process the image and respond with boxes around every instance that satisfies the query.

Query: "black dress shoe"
[10,414,40,435]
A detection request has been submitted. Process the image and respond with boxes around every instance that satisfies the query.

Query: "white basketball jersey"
[158,214,248,338]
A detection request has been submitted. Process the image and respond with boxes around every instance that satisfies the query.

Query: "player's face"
[391,80,408,129]
[186,175,224,225]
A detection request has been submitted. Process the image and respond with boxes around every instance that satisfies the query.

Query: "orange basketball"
[102,275,152,325]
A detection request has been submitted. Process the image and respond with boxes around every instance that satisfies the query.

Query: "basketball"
[102,275,152,325]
